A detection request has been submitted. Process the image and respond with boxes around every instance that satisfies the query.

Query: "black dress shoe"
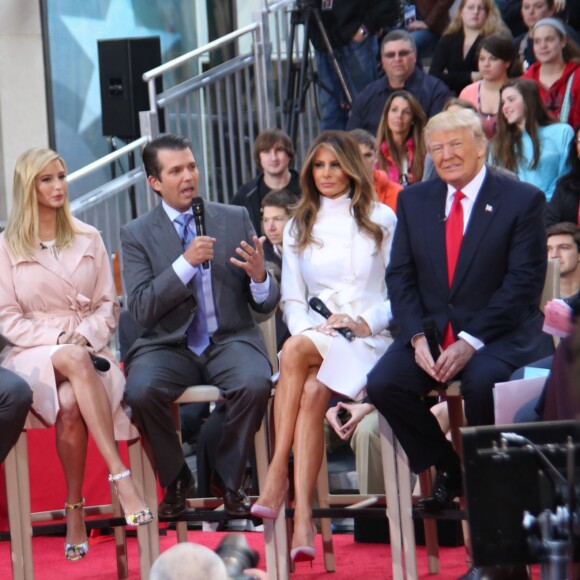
[158,470,197,518]
[210,470,252,517]
[417,468,462,512]
[458,565,529,580]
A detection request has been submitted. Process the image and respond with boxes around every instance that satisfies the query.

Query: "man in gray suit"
[121,134,279,517]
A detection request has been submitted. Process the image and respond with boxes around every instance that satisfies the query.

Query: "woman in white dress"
[0,147,152,562]
[251,131,397,562]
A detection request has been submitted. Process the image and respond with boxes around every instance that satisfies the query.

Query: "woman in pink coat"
[0,147,153,562]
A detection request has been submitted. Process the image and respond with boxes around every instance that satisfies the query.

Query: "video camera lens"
[214,534,259,579]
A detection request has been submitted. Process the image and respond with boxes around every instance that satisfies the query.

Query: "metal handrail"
[67,137,148,184]
[266,0,294,12]
[142,23,259,84]
[156,54,255,109]
[70,167,145,214]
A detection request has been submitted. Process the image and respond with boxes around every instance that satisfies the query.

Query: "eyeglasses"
[382,50,414,59]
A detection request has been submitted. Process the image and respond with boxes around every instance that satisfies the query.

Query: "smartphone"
[337,407,351,426]
[404,4,416,28]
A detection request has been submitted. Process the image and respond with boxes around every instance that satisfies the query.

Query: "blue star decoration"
[61,0,180,133]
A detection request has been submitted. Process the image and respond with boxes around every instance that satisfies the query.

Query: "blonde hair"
[424,108,487,149]
[292,131,383,253]
[4,147,77,260]
[445,0,510,37]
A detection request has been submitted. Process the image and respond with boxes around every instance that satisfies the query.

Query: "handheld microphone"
[191,197,209,270]
[308,297,355,342]
[90,354,111,372]
[0,333,14,354]
[421,317,441,362]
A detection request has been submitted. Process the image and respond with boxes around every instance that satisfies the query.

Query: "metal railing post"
[139,111,159,140]
[256,8,277,129]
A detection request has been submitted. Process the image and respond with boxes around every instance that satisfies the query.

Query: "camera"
[214,534,260,579]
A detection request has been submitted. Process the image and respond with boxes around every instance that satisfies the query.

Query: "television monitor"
[462,420,580,567]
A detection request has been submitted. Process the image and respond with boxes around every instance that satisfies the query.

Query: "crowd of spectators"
[1,2,580,579]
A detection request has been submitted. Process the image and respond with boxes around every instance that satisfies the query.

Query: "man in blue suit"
[367,108,553,520]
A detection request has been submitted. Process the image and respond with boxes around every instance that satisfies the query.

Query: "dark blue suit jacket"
[387,167,550,368]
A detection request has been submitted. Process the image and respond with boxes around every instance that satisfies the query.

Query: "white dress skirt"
[280,194,397,399]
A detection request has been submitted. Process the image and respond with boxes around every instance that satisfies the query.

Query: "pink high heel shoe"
[250,479,289,519]
[290,546,316,563]
[290,523,317,563]
[250,502,280,519]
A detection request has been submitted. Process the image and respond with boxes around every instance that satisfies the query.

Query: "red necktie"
[443,191,465,348]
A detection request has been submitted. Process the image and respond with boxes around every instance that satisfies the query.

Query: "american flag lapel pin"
[485,204,493,213]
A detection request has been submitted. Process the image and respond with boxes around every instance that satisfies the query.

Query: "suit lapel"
[451,171,501,293]
[205,201,226,306]
[422,181,449,294]
[150,204,184,265]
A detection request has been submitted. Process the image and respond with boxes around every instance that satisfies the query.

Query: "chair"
[311,446,386,572]
[377,381,463,580]
[493,376,547,426]
[381,258,561,579]
[132,316,289,580]
[5,426,147,580]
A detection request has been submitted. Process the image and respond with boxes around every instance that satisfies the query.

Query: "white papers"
[493,376,547,425]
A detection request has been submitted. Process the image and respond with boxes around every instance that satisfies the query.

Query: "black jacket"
[231,170,301,235]
[429,31,482,96]
[310,0,399,50]
[545,176,580,227]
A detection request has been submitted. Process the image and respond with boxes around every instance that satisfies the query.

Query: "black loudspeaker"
[98,36,163,140]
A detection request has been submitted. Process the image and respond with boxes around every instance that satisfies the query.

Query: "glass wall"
[41,0,198,196]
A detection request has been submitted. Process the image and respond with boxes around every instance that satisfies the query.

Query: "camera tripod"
[283,1,352,144]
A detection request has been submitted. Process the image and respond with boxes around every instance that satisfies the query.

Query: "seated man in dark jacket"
[346,29,452,134]
[231,128,300,235]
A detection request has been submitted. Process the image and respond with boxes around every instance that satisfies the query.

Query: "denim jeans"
[315,35,379,131]
[410,28,439,65]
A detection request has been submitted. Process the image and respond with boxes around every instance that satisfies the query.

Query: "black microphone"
[90,354,111,372]
[438,214,447,223]
[191,197,209,269]
[421,317,441,362]
[308,297,355,342]
[0,333,14,354]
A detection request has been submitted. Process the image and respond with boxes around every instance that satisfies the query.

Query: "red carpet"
[0,531,542,578]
